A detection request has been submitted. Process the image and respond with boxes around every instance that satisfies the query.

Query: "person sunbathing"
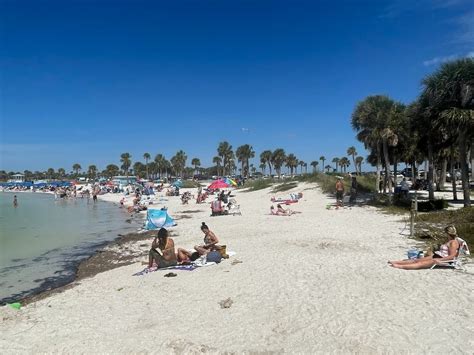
[389,226,460,270]
[195,222,219,255]
[271,204,301,216]
[148,227,177,268]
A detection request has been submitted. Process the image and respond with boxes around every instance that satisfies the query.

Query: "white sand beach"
[1,183,473,353]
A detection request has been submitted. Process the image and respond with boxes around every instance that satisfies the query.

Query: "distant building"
[8,174,25,183]
[112,176,137,186]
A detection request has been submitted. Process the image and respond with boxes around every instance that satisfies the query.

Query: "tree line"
[351,58,473,207]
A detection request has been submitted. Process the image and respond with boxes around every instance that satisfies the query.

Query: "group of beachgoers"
[147,222,227,269]
[334,175,358,208]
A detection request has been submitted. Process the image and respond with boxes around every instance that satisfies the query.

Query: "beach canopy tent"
[208,180,230,189]
[172,180,183,188]
[144,209,176,230]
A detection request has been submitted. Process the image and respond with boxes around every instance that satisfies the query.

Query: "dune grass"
[240,178,274,192]
[180,180,201,188]
[296,172,376,194]
[414,207,474,250]
[272,182,298,193]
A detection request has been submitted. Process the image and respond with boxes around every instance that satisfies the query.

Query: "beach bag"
[215,245,229,259]
[206,251,222,264]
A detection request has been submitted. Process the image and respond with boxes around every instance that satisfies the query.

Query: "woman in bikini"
[177,222,220,262]
[148,227,177,268]
[389,225,460,270]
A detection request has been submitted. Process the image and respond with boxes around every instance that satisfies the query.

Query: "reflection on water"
[0,192,141,304]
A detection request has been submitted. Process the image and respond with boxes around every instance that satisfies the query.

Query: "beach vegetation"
[191,158,201,175]
[143,153,151,180]
[72,163,82,178]
[260,150,273,176]
[310,161,319,172]
[120,153,132,179]
[217,141,234,176]
[170,150,187,178]
[240,178,274,191]
[272,182,298,193]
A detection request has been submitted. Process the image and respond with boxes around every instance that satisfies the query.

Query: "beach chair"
[431,237,470,271]
[228,203,242,216]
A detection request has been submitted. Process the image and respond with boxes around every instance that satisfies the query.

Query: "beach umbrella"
[224,177,237,186]
[208,179,230,189]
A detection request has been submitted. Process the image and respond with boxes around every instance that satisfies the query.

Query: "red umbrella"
[208,180,230,189]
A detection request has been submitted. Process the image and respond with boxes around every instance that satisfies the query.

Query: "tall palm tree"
[285,154,298,176]
[72,163,82,177]
[299,161,305,175]
[143,153,151,180]
[260,150,273,176]
[120,153,132,180]
[88,165,97,181]
[105,164,119,178]
[355,156,364,174]
[191,158,201,175]
[347,146,358,175]
[154,154,166,178]
[271,149,286,177]
[217,141,233,176]
[422,58,474,206]
[332,158,340,173]
[319,156,326,171]
[47,168,55,180]
[235,144,255,178]
[259,162,266,174]
[310,161,319,172]
[324,165,332,173]
[212,156,222,176]
[171,150,187,177]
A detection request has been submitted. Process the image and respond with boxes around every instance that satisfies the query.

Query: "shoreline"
[0,191,147,306]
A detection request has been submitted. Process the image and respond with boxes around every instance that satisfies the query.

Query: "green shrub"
[181,180,201,188]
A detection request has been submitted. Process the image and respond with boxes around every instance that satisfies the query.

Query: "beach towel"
[133,264,197,276]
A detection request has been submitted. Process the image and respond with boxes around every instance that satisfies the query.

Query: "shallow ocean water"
[0,192,140,304]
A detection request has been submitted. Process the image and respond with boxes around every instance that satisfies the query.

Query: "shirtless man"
[335,178,344,207]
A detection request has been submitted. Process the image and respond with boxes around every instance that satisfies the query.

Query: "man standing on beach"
[335,178,344,208]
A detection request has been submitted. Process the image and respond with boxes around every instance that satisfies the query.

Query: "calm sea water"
[0,192,141,304]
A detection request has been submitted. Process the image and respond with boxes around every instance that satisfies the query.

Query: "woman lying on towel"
[148,227,178,268]
[389,226,460,270]
[177,222,220,262]
[271,204,301,216]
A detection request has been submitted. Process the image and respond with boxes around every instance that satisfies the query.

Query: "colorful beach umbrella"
[208,179,230,189]
[224,177,237,186]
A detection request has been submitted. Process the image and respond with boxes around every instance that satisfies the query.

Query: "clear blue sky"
[1,0,473,172]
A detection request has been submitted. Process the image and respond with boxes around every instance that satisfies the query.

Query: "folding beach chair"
[431,237,470,271]
[228,203,242,216]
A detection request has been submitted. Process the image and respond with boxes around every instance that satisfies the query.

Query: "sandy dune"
[1,183,472,353]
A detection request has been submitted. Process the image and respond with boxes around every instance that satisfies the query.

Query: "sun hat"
[444,225,457,237]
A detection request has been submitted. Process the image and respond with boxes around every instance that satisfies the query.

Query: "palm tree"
[325,165,332,173]
[339,157,350,173]
[212,156,222,177]
[191,158,201,175]
[105,164,119,178]
[154,154,166,178]
[271,149,286,177]
[299,161,305,175]
[260,150,273,176]
[120,153,132,180]
[143,153,151,180]
[332,158,340,173]
[319,156,326,171]
[422,58,474,207]
[87,165,97,181]
[285,154,298,176]
[310,161,319,172]
[259,162,266,174]
[347,146,358,175]
[72,164,82,177]
[235,144,255,178]
[217,141,233,176]
[170,150,187,177]
[355,156,364,174]
[352,95,404,199]
[47,168,55,180]
[57,168,66,179]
